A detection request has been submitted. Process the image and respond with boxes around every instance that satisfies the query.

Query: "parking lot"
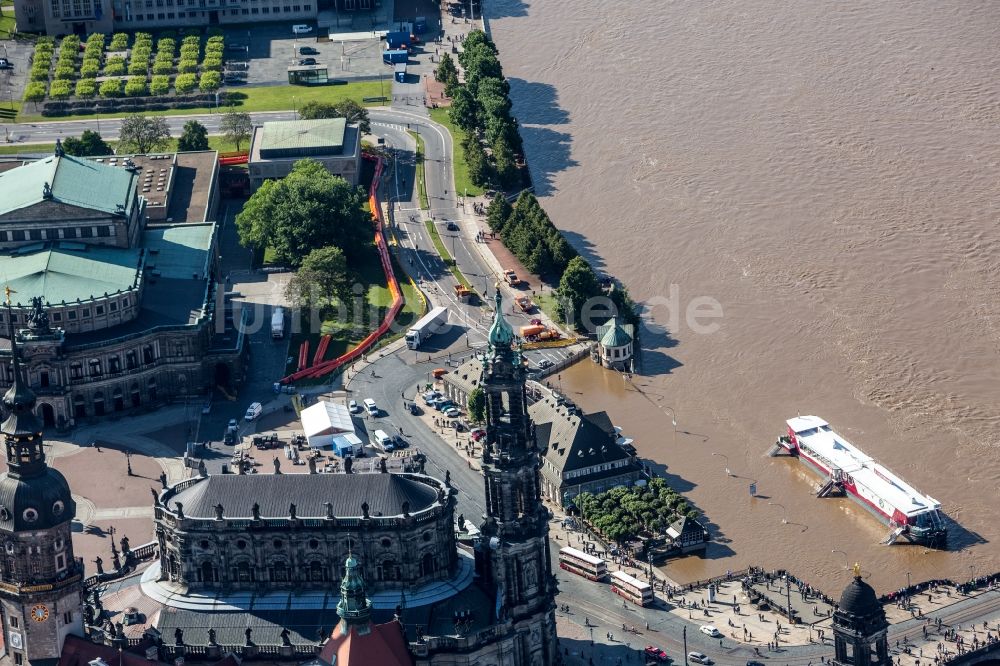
[221,22,390,85]
[0,39,34,113]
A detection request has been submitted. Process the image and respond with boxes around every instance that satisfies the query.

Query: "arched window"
[200,560,217,584]
[377,559,398,581]
[234,561,253,583]
[309,561,325,582]
[420,552,434,577]
[270,561,289,582]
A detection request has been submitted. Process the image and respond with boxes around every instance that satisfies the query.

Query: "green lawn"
[0,134,247,156]
[429,107,484,198]
[0,0,15,38]
[423,219,472,289]
[407,129,429,210]
[534,291,564,327]
[17,81,386,122]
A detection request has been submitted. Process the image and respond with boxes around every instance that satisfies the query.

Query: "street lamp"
[655,397,678,446]
[768,501,787,524]
[712,452,731,476]
[124,449,133,476]
[831,549,849,570]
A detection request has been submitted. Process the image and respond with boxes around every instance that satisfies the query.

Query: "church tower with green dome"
[0,290,83,664]
[475,288,559,665]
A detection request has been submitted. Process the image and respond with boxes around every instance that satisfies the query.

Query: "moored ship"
[776,416,947,548]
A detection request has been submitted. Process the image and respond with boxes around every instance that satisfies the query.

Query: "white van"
[371,429,394,451]
[363,398,378,416]
[244,402,263,421]
[292,24,313,34]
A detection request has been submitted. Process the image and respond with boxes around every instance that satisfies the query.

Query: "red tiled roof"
[318,621,411,666]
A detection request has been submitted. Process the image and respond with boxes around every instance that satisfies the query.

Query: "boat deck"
[786,416,940,518]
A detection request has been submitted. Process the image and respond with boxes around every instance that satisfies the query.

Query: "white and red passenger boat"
[778,416,947,548]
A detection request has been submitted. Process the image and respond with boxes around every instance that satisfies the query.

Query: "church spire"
[2,286,45,477]
[487,286,515,352]
[336,554,372,636]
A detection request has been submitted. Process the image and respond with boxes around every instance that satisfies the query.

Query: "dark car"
[298,57,317,66]
[746,661,766,666]
[446,221,459,231]
[299,46,318,55]
[408,403,422,416]
[0,58,13,70]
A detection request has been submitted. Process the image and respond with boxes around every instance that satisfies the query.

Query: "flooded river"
[486,1,1000,591]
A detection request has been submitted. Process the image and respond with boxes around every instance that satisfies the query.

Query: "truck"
[454,284,474,303]
[515,295,535,313]
[405,306,449,349]
[503,269,522,287]
[519,324,546,338]
[271,307,286,339]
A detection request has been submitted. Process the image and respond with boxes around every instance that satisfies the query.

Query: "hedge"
[75,79,97,98]
[180,44,200,59]
[174,73,196,93]
[49,80,72,99]
[104,59,126,76]
[24,82,47,103]
[109,33,129,50]
[182,35,200,47]
[178,59,198,74]
[150,75,170,96]
[54,66,75,80]
[80,64,99,79]
[125,77,148,97]
[198,71,221,91]
[30,66,50,83]
[201,55,222,70]
[152,61,173,75]
[99,79,122,97]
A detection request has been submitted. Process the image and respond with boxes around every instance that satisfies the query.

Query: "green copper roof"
[598,317,633,347]
[0,154,137,218]
[142,223,215,279]
[488,288,515,350]
[260,118,347,153]
[336,554,372,629]
[2,246,141,305]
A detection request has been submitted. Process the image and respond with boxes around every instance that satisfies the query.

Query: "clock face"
[30,605,48,622]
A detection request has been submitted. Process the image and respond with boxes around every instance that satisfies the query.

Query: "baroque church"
[0,292,559,665]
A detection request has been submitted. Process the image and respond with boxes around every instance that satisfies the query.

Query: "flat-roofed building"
[248,118,362,188]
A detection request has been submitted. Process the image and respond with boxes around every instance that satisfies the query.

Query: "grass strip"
[424,219,472,289]
[428,106,483,198]
[17,80,385,122]
[407,129,429,210]
[0,134,248,156]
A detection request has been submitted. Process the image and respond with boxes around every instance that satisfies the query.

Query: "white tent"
[300,401,355,449]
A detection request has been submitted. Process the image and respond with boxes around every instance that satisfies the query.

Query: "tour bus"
[610,570,654,607]
[558,547,607,582]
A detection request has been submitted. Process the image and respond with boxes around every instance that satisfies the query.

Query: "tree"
[285,245,350,312]
[467,386,485,424]
[463,135,491,187]
[177,120,209,152]
[62,130,113,157]
[235,159,370,268]
[221,110,253,152]
[448,87,478,131]
[298,99,371,134]
[486,194,512,234]
[117,114,171,154]
[557,256,602,329]
[435,53,459,88]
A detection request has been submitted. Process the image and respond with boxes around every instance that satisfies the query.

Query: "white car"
[699,625,721,638]
[292,24,313,34]
[244,402,262,421]
[444,407,461,419]
[688,652,712,665]
[363,398,378,416]
[348,399,360,414]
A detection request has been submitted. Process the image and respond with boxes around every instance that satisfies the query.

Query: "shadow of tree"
[517,125,576,197]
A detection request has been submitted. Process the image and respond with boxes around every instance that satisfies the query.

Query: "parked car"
[446,221,459,231]
[244,402,262,421]
[363,398,378,416]
[538,359,554,369]
[444,407,461,419]
[408,403,422,416]
[0,58,13,70]
[688,652,712,665]
[699,625,721,638]
[435,401,456,412]
[529,318,543,325]
[299,46,318,55]
[298,57,317,65]
[292,24,313,34]
[348,399,361,414]
[470,428,486,441]
[422,390,442,404]
[644,646,669,663]
[746,661,766,666]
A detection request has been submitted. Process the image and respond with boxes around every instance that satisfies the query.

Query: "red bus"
[558,547,608,582]
[610,570,653,606]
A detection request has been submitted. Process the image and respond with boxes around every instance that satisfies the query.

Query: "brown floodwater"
[486,1,1000,592]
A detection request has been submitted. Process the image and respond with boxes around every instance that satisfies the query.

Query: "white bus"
[610,570,653,607]
[558,547,607,582]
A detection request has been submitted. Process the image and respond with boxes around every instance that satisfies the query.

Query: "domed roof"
[488,288,514,350]
[838,575,880,617]
[0,468,75,531]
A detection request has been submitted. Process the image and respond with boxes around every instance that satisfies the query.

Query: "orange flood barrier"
[280,155,404,384]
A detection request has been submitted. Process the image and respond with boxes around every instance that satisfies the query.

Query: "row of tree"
[59,111,255,157]
[573,479,699,545]
[438,31,522,188]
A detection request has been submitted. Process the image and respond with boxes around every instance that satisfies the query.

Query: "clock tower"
[0,293,83,664]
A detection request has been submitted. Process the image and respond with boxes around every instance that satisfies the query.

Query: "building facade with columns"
[0,148,245,430]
